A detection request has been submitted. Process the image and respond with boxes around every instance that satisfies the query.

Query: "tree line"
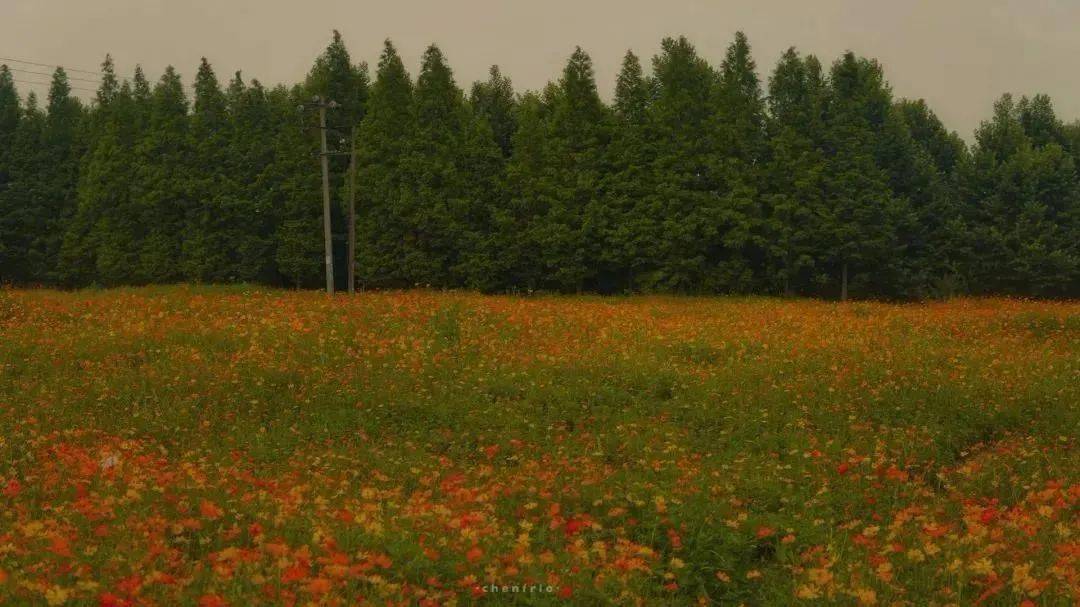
[1,31,1078,298]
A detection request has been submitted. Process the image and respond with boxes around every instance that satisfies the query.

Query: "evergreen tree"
[130,66,190,283]
[497,92,553,290]
[356,40,414,287]
[1018,94,1066,149]
[0,69,81,285]
[962,94,1079,295]
[822,52,906,299]
[470,65,517,157]
[59,56,141,285]
[0,66,20,279]
[531,47,610,292]
[35,69,85,282]
[306,30,369,289]
[181,58,232,281]
[271,84,324,288]
[764,49,829,295]
[600,50,654,292]
[229,76,279,283]
[398,45,501,288]
[643,36,718,291]
[0,89,43,283]
[896,99,966,175]
[710,31,768,291]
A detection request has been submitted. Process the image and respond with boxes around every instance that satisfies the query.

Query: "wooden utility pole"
[347,127,357,294]
[317,100,335,294]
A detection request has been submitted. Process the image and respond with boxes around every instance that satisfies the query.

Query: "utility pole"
[347,126,357,294]
[317,99,335,294]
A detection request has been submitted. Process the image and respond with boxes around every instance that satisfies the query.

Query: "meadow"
[0,286,1076,606]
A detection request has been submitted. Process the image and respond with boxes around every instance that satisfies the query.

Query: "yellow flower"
[807,568,833,586]
[45,586,70,606]
[853,587,877,605]
[968,557,994,576]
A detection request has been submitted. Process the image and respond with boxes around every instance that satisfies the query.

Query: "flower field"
[0,286,1077,606]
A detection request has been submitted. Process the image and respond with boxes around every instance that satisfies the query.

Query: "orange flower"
[281,562,310,583]
[465,546,484,563]
[305,578,332,594]
[98,593,133,607]
[198,595,228,607]
[200,499,224,520]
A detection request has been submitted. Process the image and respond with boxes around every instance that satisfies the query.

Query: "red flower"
[2,479,20,498]
[281,562,310,583]
[98,593,133,607]
[564,517,587,537]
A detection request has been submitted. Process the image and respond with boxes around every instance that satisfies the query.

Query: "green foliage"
[0,33,1077,297]
[355,40,414,287]
[0,68,84,283]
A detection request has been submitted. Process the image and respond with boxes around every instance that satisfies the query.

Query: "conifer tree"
[181,58,232,281]
[131,66,190,283]
[644,36,718,291]
[0,87,41,284]
[497,92,553,290]
[229,76,279,282]
[0,77,81,284]
[32,69,86,282]
[711,32,768,291]
[822,52,906,299]
[764,49,829,294]
[270,85,324,288]
[962,94,1079,294]
[470,65,517,157]
[0,66,20,279]
[896,99,966,175]
[600,50,654,292]
[394,45,502,288]
[535,47,610,292]
[59,56,138,285]
[306,31,370,288]
[356,40,413,287]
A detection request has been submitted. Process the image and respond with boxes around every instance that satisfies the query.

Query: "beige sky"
[4,0,1078,138]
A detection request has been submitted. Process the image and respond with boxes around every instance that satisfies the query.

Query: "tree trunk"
[841,262,849,302]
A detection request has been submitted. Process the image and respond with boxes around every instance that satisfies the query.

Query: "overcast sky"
[4,0,1078,138]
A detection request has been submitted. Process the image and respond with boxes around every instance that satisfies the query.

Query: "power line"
[0,55,103,76]
[11,78,98,94]
[8,67,102,84]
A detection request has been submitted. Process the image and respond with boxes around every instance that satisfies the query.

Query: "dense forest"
[1,32,1078,297]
